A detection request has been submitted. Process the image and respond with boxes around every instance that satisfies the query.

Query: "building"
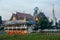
[4,12,35,35]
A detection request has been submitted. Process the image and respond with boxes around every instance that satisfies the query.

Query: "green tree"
[38,18,48,29]
[36,17,53,30]
[0,16,2,26]
[34,7,39,16]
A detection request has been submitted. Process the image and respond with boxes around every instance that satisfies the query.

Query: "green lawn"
[0,33,60,40]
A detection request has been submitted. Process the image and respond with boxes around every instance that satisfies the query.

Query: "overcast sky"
[0,0,60,20]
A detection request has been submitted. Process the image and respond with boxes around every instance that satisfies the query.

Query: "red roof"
[10,12,34,20]
[2,20,6,24]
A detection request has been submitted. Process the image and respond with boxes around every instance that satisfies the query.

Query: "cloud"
[0,0,60,20]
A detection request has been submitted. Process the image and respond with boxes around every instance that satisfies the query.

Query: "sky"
[0,0,60,20]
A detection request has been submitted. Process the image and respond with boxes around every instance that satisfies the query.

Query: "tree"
[0,16,2,26]
[34,7,39,16]
[38,18,48,29]
[36,17,53,30]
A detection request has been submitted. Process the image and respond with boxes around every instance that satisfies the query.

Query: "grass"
[0,33,60,40]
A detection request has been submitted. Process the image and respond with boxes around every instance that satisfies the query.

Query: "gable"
[10,14,17,21]
[12,17,16,21]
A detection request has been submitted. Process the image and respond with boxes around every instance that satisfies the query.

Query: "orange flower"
[17,30,24,35]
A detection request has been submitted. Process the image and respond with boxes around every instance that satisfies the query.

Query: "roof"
[4,20,26,26]
[2,20,6,24]
[10,12,34,20]
[26,20,36,25]
[4,20,36,26]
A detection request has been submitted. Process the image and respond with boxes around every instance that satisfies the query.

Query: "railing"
[4,27,27,30]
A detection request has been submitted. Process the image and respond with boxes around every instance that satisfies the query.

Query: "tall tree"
[36,17,53,30]
[34,7,39,16]
[38,18,49,29]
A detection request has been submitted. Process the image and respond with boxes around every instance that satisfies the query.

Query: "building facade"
[4,12,35,35]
